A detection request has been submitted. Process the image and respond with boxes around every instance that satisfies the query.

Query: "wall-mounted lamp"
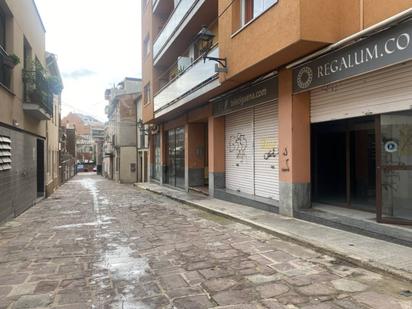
[137,119,159,135]
[137,119,145,130]
[196,25,228,73]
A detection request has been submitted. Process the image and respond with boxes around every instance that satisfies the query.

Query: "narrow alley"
[0,174,411,309]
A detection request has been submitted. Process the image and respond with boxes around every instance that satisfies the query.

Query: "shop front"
[293,18,412,224]
[212,74,280,212]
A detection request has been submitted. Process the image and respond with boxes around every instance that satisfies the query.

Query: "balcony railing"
[153,0,198,60]
[154,46,219,112]
[23,69,53,117]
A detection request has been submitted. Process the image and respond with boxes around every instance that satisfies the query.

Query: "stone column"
[278,69,311,216]
[208,116,225,197]
[159,124,167,185]
[185,123,206,191]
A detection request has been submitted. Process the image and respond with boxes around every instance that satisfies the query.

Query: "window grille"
[0,135,11,171]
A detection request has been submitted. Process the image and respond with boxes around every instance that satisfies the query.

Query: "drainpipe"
[286,7,412,69]
[138,99,140,182]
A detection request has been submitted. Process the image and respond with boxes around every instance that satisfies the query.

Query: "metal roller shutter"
[225,109,254,195]
[254,101,279,200]
[311,61,412,123]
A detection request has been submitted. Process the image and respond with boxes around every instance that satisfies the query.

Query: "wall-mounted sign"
[213,75,278,117]
[385,141,399,153]
[293,19,412,93]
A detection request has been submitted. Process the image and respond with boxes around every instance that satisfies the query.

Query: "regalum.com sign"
[293,18,412,93]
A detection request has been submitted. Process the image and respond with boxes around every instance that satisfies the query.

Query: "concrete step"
[296,208,412,248]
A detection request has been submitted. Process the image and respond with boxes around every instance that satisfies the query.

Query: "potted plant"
[3,53,20,69]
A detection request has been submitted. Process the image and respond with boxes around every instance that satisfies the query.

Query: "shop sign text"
[293,19,412,93]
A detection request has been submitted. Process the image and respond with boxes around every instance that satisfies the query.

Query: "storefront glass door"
[378,111,412,224]
[166,127,185,188]
[167,130,176,186]
[175,127,185,188]
[152,134,161,181]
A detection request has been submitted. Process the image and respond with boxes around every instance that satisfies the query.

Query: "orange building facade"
[142,0,412,225]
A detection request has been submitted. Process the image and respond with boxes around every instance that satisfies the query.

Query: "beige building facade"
[103,78,142,183]
[0,0,54,222]
[45,52,63,196]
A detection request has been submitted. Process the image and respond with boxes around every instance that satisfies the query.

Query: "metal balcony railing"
[154,45,219,112]
[153,0,198,60]
[23,69,53,116]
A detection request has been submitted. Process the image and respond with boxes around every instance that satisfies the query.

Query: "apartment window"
[143,35,150,57]
[0,135,11,171]
[144,83,151,105]
[0,7,6,49]
[23,39,32,70]
[0,7,11,89]
[241,0,278,25]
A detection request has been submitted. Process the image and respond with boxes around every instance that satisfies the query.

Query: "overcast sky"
[35,0,142,122]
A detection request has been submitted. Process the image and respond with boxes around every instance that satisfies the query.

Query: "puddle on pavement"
[76,177,150,308]
[60,210,81,215]
[53,221,112,229]
[96,244,149,309]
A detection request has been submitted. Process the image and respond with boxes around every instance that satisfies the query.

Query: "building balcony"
[154,46,219,116]
[152,0,217,66]
[23,70,53,120]
[221,0,362,83]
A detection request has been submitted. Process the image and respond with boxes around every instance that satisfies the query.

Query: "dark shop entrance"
[312,116,377,213]
[312,112,412,225]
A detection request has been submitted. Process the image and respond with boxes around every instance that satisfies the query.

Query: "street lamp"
[137,119,159,135]
[196,25,227,72]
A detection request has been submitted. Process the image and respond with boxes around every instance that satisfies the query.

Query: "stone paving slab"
[0,174,411,309]
[137,182,412,283]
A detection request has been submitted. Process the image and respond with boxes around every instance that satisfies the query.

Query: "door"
[153,134,161,181]
[254,102,279,200]
[225,109,254,195]
[175,127,185,188]
[36,139,45,197]
[166,127,185,188]
[167,129,176,186]
[377,111,412,224]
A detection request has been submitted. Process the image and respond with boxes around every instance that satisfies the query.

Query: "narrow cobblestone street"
[0,174,411,309]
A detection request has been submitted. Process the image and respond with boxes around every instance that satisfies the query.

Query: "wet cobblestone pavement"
[0,174,411,309]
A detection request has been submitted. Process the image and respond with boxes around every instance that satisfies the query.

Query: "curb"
[136,184,412,284]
